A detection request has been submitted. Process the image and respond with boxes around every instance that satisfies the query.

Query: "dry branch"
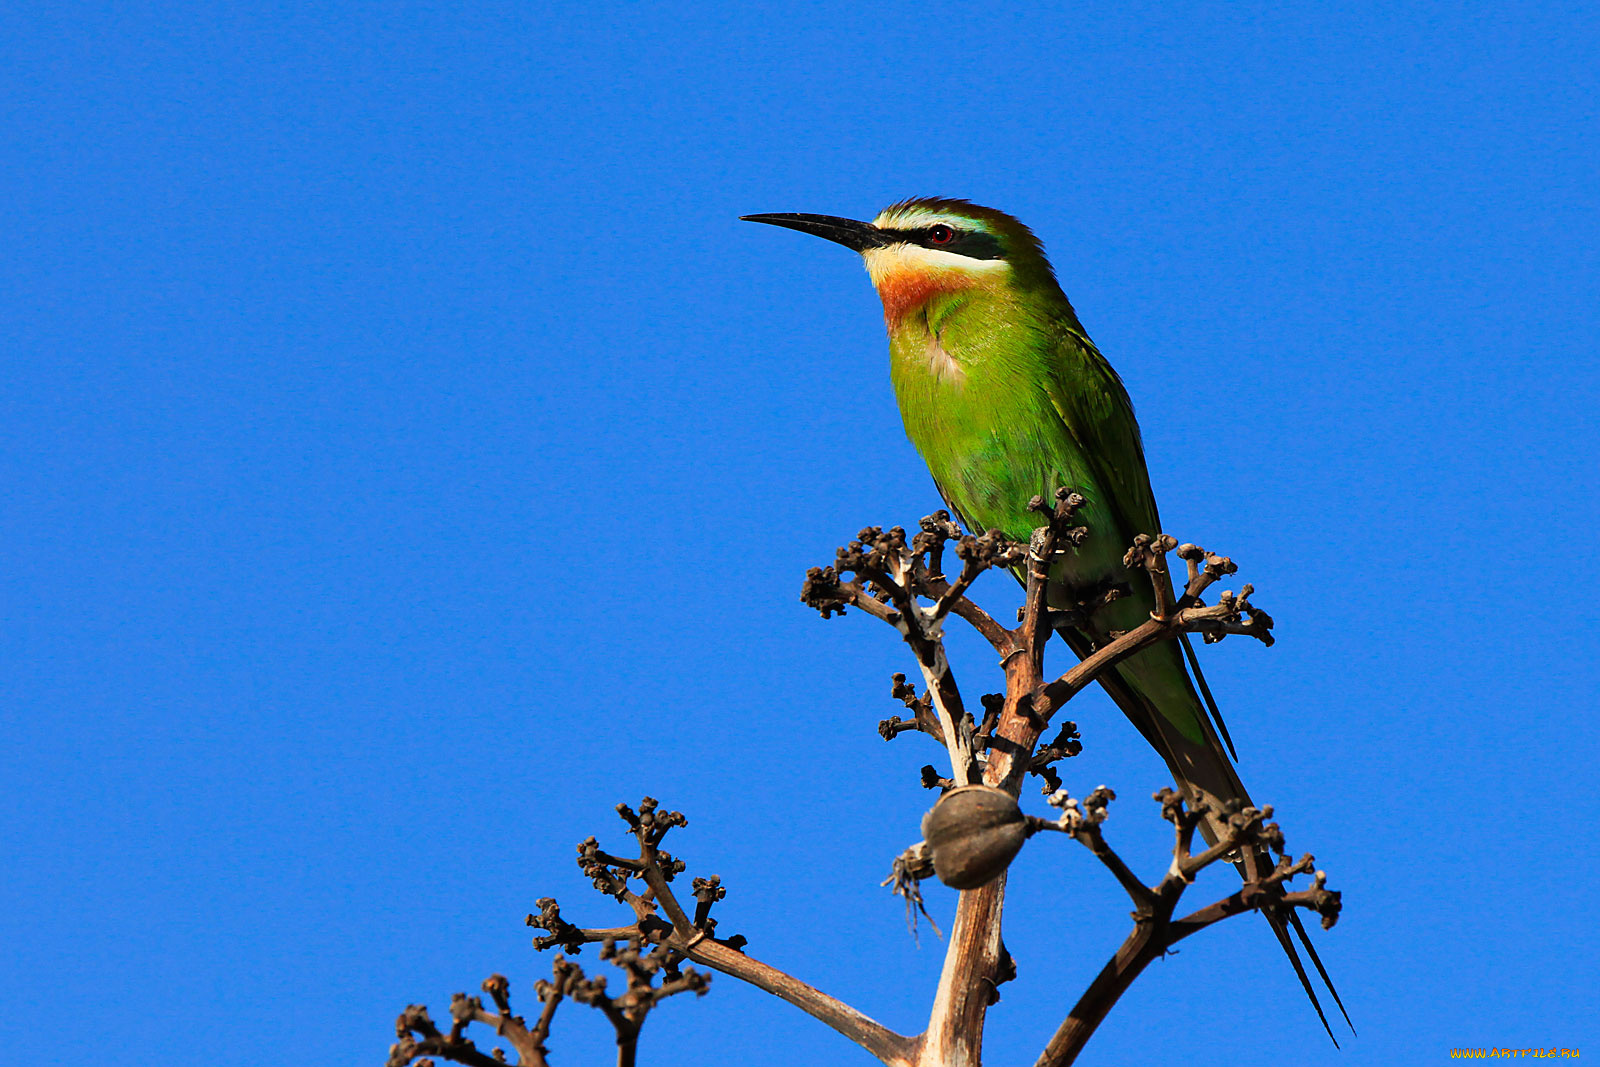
[389,492,1339,1067]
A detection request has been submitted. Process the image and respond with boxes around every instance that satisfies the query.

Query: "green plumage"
[744,197,1346,1036]
[882,251,1211,748]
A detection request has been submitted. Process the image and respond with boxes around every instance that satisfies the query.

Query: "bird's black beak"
[740,213,892,252]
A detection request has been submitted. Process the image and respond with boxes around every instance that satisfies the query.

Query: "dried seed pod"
[920,784,1027,889]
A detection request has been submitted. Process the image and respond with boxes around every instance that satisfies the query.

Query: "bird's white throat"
[862,242,1010,282]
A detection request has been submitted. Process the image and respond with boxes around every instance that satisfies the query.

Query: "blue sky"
[2,2,1596,1064]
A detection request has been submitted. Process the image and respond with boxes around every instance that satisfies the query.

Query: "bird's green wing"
[1042,328,1161,553]
[1038,332,1347,1034]
[1041,329,1237,755]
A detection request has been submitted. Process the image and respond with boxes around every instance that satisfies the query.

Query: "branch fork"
[392,491,1339,1067]
[1028,786,1341,1066]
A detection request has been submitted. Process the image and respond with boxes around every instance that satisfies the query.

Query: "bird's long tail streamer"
[1054,626,1349,1039]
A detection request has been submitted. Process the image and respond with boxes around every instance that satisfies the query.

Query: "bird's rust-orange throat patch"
[863,240,1007,327]
[872,268,974,325]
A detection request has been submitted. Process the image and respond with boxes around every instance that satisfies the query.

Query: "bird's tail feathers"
[1180,631,1237,761]
[1055,626,1349,1039]
[1264,905,1338,1045]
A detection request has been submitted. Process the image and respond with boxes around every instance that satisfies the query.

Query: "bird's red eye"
[928,225,955,245]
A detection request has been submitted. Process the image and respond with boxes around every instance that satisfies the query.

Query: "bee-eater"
[744,198,1346,1035]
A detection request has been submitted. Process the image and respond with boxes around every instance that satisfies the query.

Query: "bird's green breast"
[885,289,1121,583]
[883,284,1208,746]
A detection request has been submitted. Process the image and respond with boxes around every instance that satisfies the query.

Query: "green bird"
[744,198,1346,1035]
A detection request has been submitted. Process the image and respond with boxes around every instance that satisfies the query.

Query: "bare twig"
[394,492,1336,1067]
[1029,788,1341,1067]
[389,955,659,1067]
[523,797,919,1067]
[803,523,1031,786]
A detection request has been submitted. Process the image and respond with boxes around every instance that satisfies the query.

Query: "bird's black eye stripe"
[879,226,1006,260]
